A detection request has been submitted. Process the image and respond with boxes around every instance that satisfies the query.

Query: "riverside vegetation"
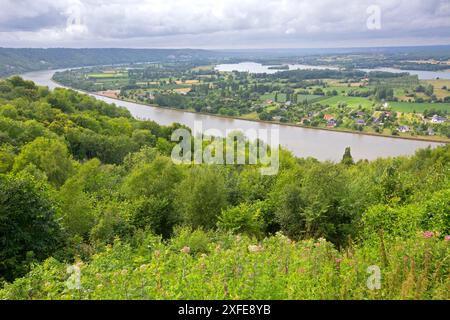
[0,77,449,299]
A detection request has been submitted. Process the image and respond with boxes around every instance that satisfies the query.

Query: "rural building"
[431,114,446,124]
[327,119,337,127]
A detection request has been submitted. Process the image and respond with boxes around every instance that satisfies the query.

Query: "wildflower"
[139,264,147,272]
[181,246,190,254]
[445,235,450,241]
[423,231,434,238]
[335,258,342,270]
[121,269,128,276]
[154,250,161,258]
[248,244,263,252]
[200,253,208,259]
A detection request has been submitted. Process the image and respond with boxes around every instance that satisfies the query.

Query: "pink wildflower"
[444,235,450,241]
[423,231,434,239]
[335,258,342,270]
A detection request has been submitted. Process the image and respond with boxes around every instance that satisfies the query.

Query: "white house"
[431,114,446,124]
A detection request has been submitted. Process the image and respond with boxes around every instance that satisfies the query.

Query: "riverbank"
[55,79,448,144]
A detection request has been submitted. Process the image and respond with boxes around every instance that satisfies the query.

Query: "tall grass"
[1,231,448,300]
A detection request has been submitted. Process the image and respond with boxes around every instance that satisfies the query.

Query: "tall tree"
[341,147,354,166]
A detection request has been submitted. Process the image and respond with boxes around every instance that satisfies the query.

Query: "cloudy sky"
[0,0,449,48]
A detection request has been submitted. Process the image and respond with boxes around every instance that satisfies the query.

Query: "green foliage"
[58,176,96,239]
[0,231,448,300]
[122,156,182,199]
[131,129,156,148]
[122,156,182,237]
[217,202,264,238]
[13,137,74,187]
[0,77,449,300]
[170,227,212,255]
[0,144,15,173]
[362,188,450,239]
[341,147,354,166]
[0,174,63,282]
[175,166,228,229]
[90,200,133,245]
[0,48,213,77]
[272,163,357,246]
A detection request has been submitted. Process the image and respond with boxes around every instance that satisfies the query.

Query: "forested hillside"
[0,77,448,299]
[0,48,214,77]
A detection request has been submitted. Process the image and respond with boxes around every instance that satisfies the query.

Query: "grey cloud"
[0,0,449,48]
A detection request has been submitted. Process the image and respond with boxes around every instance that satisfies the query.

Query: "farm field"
[388,101,450,113]
[424,79,450,99]
[319,96,375,108]
[87,73,128,79]
[296,94,327,103]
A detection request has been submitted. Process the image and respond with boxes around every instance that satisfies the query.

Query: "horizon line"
[1,44,450,51]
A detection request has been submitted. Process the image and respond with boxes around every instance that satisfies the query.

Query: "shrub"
[217,202,264,238]
[0,174,63,282]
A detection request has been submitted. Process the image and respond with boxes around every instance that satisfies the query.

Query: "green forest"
[0,48,213,77]
[0,77,449,299]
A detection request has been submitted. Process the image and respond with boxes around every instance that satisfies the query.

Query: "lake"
[22,69,444,162]
[215,62,450,80]
[215,62,339,74]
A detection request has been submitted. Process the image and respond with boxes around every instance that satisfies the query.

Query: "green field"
[388,101,450,113]
[319,96,375,108]
[296,94,327,103]
[261,93,326,103]
[261,92,287,102]
[87,73,128,79]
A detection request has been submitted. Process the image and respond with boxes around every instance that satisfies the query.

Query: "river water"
[215,62,450,80]
[22,69,443,162]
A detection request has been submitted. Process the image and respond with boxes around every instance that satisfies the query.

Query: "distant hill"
[1,45,449,78]
[0,48,215,77]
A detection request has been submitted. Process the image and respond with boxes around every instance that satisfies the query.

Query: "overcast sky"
[0,0,449,49]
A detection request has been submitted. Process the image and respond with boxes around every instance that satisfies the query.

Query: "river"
[22,69,443,162]
[215,62,450,80]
